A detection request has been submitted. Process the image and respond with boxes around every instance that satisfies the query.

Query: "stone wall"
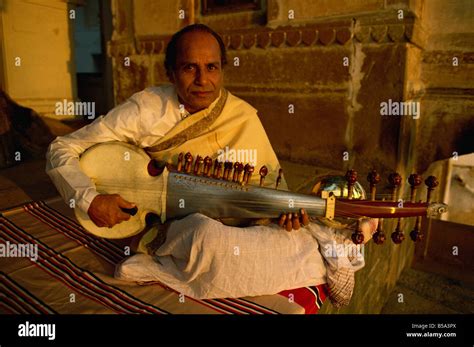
[106,0,473,313]
[406,0,474,175]
[109,1,417,178]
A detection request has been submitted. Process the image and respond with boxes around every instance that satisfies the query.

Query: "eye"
[183,64,195,71]
[208,64,217,71]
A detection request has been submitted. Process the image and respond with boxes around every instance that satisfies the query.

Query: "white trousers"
[115,213,364,300]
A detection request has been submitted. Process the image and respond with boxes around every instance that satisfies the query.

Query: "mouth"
[192,91,213,97]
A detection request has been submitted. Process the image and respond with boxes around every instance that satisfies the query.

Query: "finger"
[278,213,287,228]
[292,213,300,230]
[116,211,131,222]
[369,218,379,233]
[117,196,136,209]
[300,208,310,226]
[104,217,114,228]
[285,213,293,232]
[92,216,109,228]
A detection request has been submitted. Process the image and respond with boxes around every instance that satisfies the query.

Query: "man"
[47,24,376,305]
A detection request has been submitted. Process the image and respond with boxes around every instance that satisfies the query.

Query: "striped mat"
[0,197,328,314]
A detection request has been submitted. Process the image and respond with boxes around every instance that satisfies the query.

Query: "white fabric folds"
[115,213,366,303]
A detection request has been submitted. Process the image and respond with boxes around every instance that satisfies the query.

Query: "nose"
[194,67,208,86]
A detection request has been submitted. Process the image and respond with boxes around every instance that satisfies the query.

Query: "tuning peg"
[351,220,365,244]
[147,159,163,176]
[193,155,203,175]
[184,152,193,173]
[367,170,381,201]
[391,218,405,244]
[388,172,402,201]
[177,152,184,172]
[408,173,423,202]
[212,159,218,177]
[233,162,244,183]
[425,176,439,203]
[203,156,213,177]
[259,166,268,187]
[243,164,253,185]
[231,162,241,182]
[372,226,386,245]
[410,214,423,242]
[213,160,223,179]
[345,169,358,199]
[232,162,239,182]
[222,161,228,180]
[246,165,255,185]
[238,163,245,183]
[224,162,233,180]
[275,169,283,189]
[227,162,234,181]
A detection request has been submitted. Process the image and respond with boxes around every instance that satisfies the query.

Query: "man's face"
[169,31,224,114]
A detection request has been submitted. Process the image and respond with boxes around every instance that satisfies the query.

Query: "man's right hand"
[87,194,136,228]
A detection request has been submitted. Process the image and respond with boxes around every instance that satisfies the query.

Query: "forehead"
[176,31,221,62]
